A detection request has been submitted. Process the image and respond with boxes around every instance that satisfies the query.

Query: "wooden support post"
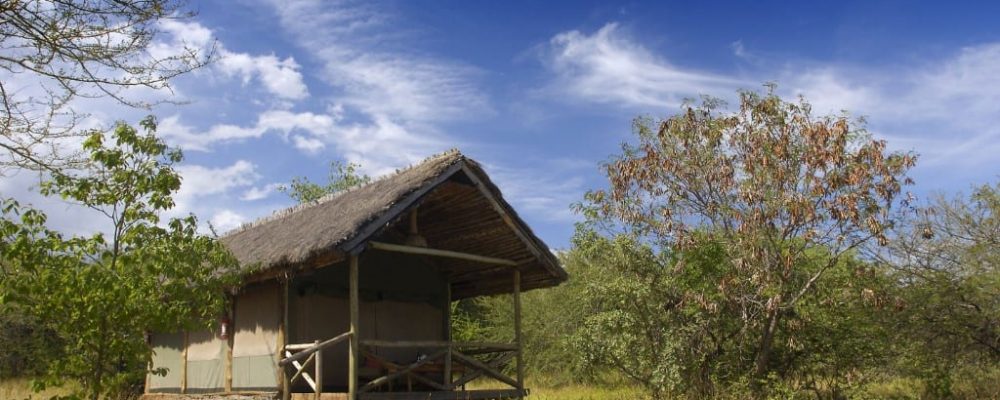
[314,339,322,399]
[444,282,452,388]
[180,331,189,394]
[280,279,290,400]
[348,255,360,400]
[225,298,235,393]
[513,269,524,398]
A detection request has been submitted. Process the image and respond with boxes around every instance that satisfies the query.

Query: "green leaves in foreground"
[0,116,238,400]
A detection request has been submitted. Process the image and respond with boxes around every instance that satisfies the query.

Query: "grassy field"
[0,377,79,400]
[524,385,642,400]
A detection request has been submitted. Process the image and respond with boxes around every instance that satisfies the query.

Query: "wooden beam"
[279,279,290,400]
[513,269,524,396]
[360,349,448,393]
[279,331,352,366]
[180,331,188,394]
[284,350,318,391]
[314,339,323,400]
[448,352,515,389]
[443,283,452,388]
[369,241,517,266]
[361,340,516,350]
[348,255,360,400]
[225,298,235,393]
[288,351,316,387]
[342,162,465,255]
[450,350,519,389]
[459,165,566,280]
[357,389,527,400]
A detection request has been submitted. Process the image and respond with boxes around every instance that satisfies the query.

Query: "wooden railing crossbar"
[363,351,449,391]
[359,341,520,393]
[359,348,449,393]
[284,350,317,390]
[450,349,519,389]
[280,331,352,367]
[360,340,515,350]
[448,352,515,390]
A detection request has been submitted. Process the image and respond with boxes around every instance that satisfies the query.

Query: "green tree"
[453,247,605,387]
[883,183,1000,397]
[0,0,214,172]
[0,117,237,400]
[577,88,915,397]
[279,160,371,203]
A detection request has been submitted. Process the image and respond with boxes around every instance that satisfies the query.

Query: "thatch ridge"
[219,149,468,270]
[222,149,463,237]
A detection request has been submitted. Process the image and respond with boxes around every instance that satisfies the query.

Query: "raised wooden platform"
[359,389,527,400]
[142,390,526,400]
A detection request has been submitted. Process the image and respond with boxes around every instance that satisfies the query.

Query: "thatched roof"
[220,150,567,298]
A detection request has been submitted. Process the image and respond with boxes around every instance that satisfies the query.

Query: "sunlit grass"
[467,378,643,400]
[0,377,77,400]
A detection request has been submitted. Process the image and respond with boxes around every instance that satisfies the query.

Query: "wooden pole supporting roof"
[368,241,518,266]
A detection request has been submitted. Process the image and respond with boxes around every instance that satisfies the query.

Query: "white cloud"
[241,183,283,201]
[210,209,247,233]
[172,160,259,217]
[155,19,309,100]
[218,53,309,100]
[258,0,485,173]
[159,110,336,151]
[544,23,744,108]
[543,24,1000,177]
[779,44,1000,168]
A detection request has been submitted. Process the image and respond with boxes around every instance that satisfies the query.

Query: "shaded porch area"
[279,233,529,400]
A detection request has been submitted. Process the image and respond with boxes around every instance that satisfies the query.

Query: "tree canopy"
[0,117,237,400]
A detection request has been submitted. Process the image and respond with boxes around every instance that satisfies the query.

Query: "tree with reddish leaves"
[578,87,916,396]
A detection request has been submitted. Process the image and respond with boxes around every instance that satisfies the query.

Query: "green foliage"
[0,117,238,400]
[279,161,371,203]
[881,182,1000,397]
[573,88,915,398]
[0,308,63,378]
[453,243,615,386]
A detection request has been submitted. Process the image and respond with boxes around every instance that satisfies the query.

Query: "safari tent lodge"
[142,151,568,400]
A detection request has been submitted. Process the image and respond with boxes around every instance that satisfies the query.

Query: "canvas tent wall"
[147,332,184,393]
[287,251,447,390]
[231,281,282,391]
[146,281,282,394]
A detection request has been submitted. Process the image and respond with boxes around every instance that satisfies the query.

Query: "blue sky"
[6,1,1000,249]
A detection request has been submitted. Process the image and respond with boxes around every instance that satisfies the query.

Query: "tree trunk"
[753,307,781,396]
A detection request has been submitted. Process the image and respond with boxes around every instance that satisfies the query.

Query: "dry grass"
[467,378,643,400]
[0,377,77,400]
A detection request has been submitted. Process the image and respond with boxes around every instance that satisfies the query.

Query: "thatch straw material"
[219,150,566,294]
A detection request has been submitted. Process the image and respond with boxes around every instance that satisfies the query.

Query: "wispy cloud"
[779,44,1000,168]
[257,0,489,173]
[154,20,309,101]
[158,110,336,152]
[543,23,745,109]
[542,23,1000,177]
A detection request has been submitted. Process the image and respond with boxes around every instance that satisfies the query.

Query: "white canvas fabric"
[148,332,184,392]
[232,282,281,390]
[186,329,226,392]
